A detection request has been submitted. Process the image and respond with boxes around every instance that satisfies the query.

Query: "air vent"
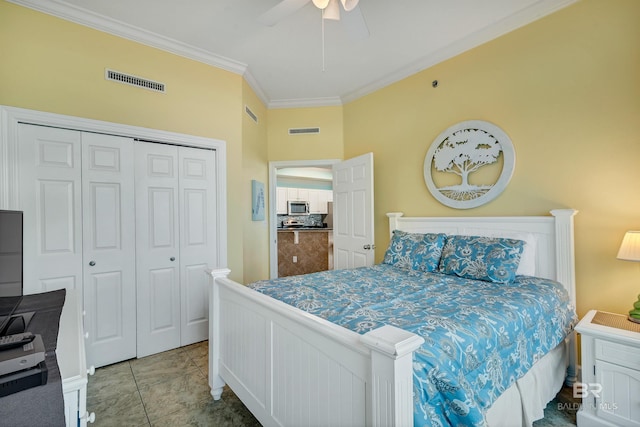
[105,69,165,93]
[245,105,258,123]
[289,127,320,135]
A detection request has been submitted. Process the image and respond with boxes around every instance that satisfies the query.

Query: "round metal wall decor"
[423,120,515,209]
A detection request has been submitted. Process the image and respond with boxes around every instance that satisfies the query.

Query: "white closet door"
[18,124,83,296]
[178,147,216,346]
[135,142,181,357]
[81,133,136,368]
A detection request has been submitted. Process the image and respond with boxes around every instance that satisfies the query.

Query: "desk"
[0,289,66,427]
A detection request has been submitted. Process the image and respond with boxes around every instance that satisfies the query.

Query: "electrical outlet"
[293,256,297,263]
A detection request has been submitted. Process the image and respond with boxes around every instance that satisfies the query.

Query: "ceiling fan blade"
[341,4,369,39]
[340,0,359,12]
[258,0,312,26]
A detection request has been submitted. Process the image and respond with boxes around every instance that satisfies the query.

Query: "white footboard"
[207,269,424,427]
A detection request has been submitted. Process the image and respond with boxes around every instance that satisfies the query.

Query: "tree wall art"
[423,120,515,209]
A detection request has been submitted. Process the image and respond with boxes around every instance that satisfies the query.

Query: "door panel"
[136,142,181,357]
[91,183,120,249]
[19,124,82,295]
[184,263,209,326]
[332,153,374,269]
[150,188,176,248]
[149,267,177,330]
[92,271,123,340]
[82,132,136,368]
[179,147,216,345]
[39,180,76,253]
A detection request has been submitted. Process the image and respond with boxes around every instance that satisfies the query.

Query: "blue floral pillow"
[438,235,525,284]
[383,230,447,273]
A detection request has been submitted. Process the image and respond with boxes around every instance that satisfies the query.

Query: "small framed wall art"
[251,179,265,221]
[423,120,515,209]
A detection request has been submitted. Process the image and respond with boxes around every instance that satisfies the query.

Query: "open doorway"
[268,159,340,279]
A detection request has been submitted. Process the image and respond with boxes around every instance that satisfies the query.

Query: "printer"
[0,334,45,376]
[0,333,47,397]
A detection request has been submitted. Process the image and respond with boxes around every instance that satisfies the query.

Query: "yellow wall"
[344,0,640,318]
[242,80,270,283]
[3,0,639,318]
[267,106,344,161]
[0,1,247,282]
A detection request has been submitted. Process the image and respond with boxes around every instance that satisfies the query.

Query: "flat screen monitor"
[0,210,23,335]
[0,210,23,298]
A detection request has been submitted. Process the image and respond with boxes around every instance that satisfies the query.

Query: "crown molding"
[242,70,269,107]
[7,0,249,76]
[268,97,343,109]
[8,0,578,110]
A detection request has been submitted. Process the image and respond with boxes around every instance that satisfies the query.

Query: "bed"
[207,209,578,426]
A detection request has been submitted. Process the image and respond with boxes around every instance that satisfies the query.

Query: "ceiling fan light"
[312,0,330,9]
[340,0,359,12]
[323,0,340,20]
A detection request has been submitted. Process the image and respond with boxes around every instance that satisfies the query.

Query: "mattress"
[249,264,577,426]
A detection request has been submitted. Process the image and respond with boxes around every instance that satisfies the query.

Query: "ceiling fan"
[258,0,369,39]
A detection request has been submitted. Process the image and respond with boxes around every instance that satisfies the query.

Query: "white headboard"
[386,209,578,308]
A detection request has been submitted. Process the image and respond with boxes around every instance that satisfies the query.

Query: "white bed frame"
[207,209,578,426]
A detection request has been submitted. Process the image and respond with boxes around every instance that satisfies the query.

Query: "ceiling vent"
[245,105,258,123]
[289,127,320,135]
[105,69,165,93]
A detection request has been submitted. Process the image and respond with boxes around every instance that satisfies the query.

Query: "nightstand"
[575,309,640,426]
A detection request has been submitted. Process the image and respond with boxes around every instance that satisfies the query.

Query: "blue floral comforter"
[249,264,577,426]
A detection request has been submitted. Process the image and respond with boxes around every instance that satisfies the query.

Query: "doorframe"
[0,105,228,269]
[268,159,340,279]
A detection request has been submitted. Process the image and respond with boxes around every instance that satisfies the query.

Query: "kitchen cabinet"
[276,187,288,214]
[309,189,329,214]
[278,187,332,214]
[287,187,309,201]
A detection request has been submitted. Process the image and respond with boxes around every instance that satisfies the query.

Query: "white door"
[332,153,375,269]
[19,125,83,296]
[135,142,181,356]
[135,142,215,355]
[81,132,136,367]
[178,146,216,346]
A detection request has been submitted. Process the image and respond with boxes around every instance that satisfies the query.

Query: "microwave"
[287,200,310,215]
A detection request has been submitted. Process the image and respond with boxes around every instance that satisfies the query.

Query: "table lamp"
[617,230,640,323]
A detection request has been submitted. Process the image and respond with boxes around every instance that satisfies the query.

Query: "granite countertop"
[278,227,332,232]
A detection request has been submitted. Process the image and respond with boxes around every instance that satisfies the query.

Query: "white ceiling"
[10,0,577,108]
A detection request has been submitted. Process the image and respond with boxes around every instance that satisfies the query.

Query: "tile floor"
[86,341,261,426]
[88,341,577,426]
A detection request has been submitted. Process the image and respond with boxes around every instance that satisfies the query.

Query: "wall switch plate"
[293,256,297,263]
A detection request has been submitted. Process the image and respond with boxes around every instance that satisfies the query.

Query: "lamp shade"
[617,231,640,261]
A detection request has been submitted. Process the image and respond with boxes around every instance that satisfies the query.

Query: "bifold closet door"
[81,132,136,368]
[18,124,137,368]
[135,142,216,357]
[177,146,217,346]
[19,125,83,295]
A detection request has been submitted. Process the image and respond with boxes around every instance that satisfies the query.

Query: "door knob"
[363,244,371,250]
[89,261,96,266]
[170,257,176,261]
